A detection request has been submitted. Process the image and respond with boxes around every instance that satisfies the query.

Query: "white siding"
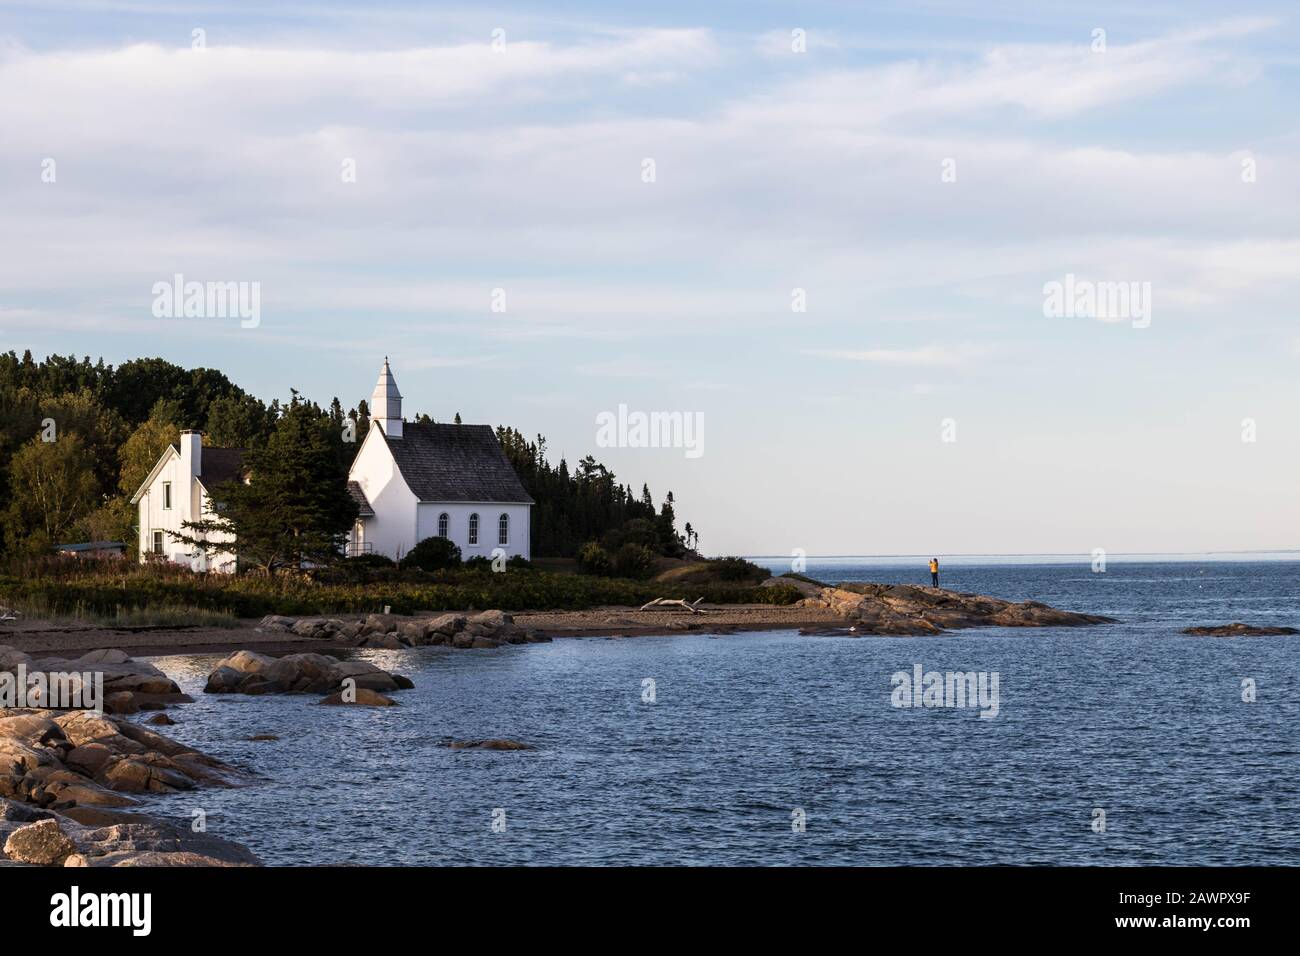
[137,449,187,565]
[136,449,236,573]
[416,502,531,561]
[347,425,419,561]
[347,426,532,562]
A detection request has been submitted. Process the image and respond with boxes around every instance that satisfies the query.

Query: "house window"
[468,513,479,546]
[498,513,509,546]
[438,512,449,538]
[162,481,172,509]
[152,531,164,554]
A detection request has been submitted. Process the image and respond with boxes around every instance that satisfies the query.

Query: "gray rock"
[75,649,130,666]
[4,818,76,864]
[426,613,467,636]
[363,613,399,635]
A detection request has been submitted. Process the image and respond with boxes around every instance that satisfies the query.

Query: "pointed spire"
[371,358,403,438]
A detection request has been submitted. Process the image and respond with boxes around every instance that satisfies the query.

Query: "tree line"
[0,351,688,564]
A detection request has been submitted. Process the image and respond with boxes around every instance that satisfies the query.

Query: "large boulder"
[426,613,467,637]
[203,651,410,697]
[2,649,187,710]
[262,653,340,692]
[257,615,297,632]
[0,646,32,670]
[4,818,76,864]
[362,613,399,635]
[471,609,513,630]
[223,650,274,674]
[318,688,397,707]
[63,817,261,866]
[204,666,246,694]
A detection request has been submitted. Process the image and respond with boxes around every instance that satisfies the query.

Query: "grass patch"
[780,571,829,588]
[0,556,802,618]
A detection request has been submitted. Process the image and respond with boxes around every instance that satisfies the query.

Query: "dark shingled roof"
[347,480,375,517]
[194,447,247,490]
[381,423,533,504]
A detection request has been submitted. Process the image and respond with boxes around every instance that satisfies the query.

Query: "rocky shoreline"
[0,708,259,866]
[0,585,1124,866]
[795,583,1117,635]
[255,609,551,650]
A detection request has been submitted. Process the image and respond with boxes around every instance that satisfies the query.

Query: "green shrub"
[0,556,803,617]
[577,541,612,576]
[506,555,533,571]
[401,536,462,572]
[780,571,828,587]
[462,555,493,572]
[709,556,768,583]
[612,543,657,580]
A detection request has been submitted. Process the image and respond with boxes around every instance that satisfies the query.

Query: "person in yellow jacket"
[929,558,940,588]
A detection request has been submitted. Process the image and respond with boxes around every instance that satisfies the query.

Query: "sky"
[1,1,1297,557]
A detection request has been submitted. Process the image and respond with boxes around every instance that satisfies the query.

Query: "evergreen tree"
[173,398,358,574]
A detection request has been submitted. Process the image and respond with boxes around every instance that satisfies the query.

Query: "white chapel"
[345,359,533,562]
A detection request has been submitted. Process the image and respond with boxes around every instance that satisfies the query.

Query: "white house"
[129,430,244,572]
[346,359,533,562]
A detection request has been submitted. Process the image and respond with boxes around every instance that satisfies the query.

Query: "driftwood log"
[638,597,707,614]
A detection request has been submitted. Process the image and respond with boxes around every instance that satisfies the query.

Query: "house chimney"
[180,430,202,481]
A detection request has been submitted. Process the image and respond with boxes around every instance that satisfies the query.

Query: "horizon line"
[738,549,1300,559]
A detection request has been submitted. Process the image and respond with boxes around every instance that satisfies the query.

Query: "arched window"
[437,512,449,538]
[468,513,479,545]
[498,513,509,546]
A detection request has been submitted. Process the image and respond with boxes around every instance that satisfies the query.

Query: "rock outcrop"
[443,738,534,751]
[256,610,551,649]
[0,646,190,713]
[799,584,1115,636]
[1,803,260,867]
[204,650,412,696]
[1,708,246,810]
[1182,623,1298,637]
[318,688,397,707]
[0,707,259,866]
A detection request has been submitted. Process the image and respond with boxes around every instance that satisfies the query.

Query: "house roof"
[347,480,375,517]
[128,443,247,504]
[55,541,127,552]
[195,447,247,491]
[378,423,533,504]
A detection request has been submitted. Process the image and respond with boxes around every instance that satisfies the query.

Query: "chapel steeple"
[371,357,403,438]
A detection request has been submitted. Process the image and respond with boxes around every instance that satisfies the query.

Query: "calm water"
[145,559,1300,865]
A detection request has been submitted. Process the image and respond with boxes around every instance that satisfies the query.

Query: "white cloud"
[803,345,991,367]
[0,19,1293,352]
